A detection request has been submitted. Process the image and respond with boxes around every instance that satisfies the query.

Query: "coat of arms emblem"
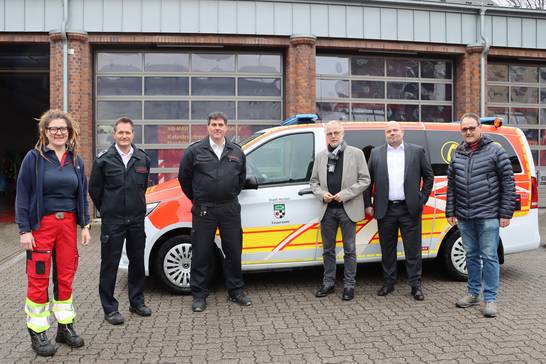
[273,204,285,219]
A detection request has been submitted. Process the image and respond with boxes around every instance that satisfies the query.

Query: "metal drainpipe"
[479,7,490,117]
[61,0,68,112]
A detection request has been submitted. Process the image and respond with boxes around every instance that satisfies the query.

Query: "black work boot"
[28,328,56,356]
[55,323,84,348]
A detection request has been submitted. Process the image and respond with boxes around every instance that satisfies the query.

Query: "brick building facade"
[0,0,546,208]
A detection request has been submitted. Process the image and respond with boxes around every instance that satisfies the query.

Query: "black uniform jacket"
[89,144,151,224]
[178,137,246,204]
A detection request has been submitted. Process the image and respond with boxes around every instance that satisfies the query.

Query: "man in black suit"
[365,121,434,300]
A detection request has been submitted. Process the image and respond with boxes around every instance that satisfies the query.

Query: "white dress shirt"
[387,142,405,201]
[209,137,225,160]
[115,144,134,168]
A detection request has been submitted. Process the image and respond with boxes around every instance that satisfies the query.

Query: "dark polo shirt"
[43,148,78,215]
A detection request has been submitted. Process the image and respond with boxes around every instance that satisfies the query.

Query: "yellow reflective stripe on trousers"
[25,298,50,333]
[52,296,76,324]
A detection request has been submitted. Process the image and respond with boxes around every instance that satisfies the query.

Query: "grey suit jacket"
[364,142,434,220]
[310,145,370,222]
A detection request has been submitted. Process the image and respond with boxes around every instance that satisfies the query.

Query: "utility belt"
[193,199,238,217]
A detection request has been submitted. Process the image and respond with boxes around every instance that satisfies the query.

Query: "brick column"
[454,45,483,119]
[49,32,93,175]
[49,33,63,110]
[285,35,316,117]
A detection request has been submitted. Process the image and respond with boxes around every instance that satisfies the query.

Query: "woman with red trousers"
[16,109,90,357]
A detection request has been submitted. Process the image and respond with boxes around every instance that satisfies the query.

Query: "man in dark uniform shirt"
[178,111,251,313]
[89,117,152,325]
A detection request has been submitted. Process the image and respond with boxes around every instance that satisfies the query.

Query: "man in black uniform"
[179,111,251,312]
[89,117,152,325]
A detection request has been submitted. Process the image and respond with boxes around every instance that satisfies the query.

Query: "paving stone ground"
[0,211,545,363]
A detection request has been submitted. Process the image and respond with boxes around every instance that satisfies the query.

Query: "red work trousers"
[27,212,78,304]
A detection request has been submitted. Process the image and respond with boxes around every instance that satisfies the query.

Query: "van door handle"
[298,188,313,196]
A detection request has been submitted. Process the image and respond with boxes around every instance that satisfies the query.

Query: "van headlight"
[146,202,160,216]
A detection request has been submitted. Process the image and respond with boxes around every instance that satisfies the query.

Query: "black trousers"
[99,222,146,314]
[377,203,422,287]
[191,201,244,299]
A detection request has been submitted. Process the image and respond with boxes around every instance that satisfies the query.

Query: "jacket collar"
[107,143,143,160]
[458,135,493,154]
[201,136,234,153]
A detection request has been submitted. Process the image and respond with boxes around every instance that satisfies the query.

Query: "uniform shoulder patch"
[229,140,243,149]
[96,149,108,158]
[137,147,149,156]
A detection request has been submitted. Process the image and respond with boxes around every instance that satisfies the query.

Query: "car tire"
[441,229,468,281]
[154,235,193,294]
[154,234,220,294]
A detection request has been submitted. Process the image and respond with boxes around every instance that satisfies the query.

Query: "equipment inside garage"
[0,44,49,222]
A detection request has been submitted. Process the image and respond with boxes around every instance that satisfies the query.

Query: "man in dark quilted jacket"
[446,112,515,318]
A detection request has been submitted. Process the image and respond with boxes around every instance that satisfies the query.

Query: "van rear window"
[426,130,523,176]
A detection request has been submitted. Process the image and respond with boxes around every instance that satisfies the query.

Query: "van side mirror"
[244,175,258,190]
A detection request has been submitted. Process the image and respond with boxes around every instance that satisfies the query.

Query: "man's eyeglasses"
[46,127,69,134]
[326,131,343,137]
[460,126,478,133]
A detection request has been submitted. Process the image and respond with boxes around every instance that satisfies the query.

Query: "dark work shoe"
[129,305,152,317]
[377,285,395,296]
[104,311,125,325]
[192,298,207,312]
[342,288,354,301]
[411,286,425,301]
[230,292,252,306]
[315,285,335,298]
[55,323,84,348]
[28,328,56,357]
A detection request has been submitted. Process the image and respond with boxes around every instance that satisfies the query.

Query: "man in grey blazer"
[365,121,434,300]
[310,121,370,301]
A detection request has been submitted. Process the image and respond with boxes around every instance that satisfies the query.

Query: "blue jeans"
[457,218,500,303]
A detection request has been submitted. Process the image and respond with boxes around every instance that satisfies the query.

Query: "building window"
[95,51,283,184]
[487,63,546,172]
[316,55,453,122]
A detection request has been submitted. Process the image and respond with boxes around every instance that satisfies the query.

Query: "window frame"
[316,54,454,122]
[95,50,284,185]
[245,132,316,187]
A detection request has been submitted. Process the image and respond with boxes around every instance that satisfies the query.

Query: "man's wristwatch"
[19,231,30,235]
[83,224,91,230]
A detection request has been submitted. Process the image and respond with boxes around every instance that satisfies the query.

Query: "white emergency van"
[121,122,540,293]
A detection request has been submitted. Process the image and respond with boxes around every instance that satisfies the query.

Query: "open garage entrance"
[0,44,49,222]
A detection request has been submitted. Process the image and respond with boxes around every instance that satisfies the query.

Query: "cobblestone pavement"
[1,212,545,363]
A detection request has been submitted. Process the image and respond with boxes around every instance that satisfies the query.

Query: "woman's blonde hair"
[35,109,80,165]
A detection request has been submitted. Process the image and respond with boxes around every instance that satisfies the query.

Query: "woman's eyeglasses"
[46,127,69,134]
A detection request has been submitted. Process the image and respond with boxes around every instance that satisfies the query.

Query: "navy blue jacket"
[15,148,90,233]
